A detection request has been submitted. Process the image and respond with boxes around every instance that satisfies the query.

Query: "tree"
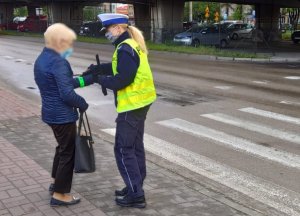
[287,8,300,31]
[221,3,234,17]
[83,6,103,22]
[232,5,244,21]
[184,2,220,23]
[14,7,28,17]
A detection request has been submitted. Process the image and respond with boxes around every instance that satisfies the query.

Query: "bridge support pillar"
[0,4,14,27]
[255,3,281,41]
[151,0,185,43]
[134,3,152,40]
[47,2,83,32]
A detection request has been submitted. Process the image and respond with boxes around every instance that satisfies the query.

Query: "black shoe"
[115,187,128,197]
[49,183,54,195]
[50,196,81,207]
[115,195,146,208]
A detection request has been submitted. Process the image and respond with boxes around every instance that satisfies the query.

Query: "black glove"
[82,64,103,77]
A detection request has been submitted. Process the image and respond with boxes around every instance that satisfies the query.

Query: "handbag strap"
[77,112,84,136]
[78,112,94,144]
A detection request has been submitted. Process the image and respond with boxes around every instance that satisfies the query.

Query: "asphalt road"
[0,36,300,215]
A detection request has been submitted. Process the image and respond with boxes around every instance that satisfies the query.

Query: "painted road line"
[202,113,300,145]
[285,76,300,80]
[15,59,26,63]
[88,100,114,106]
[157,118,300,169]
[252,80,269,84]
[214,86,233,90]
[102,128,300,216]
[280,101,300,106]
[3,56,14,59]
[239,107,300,126]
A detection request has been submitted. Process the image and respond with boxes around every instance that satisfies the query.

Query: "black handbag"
[74,112,96,173]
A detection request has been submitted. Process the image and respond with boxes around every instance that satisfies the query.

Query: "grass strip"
[0,30,265,58]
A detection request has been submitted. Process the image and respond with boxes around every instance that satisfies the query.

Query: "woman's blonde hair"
[44,23,77,48]
[119,24,148,55]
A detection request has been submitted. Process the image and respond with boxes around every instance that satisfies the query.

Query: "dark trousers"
[49,122,76,194]
[114,105,150,198]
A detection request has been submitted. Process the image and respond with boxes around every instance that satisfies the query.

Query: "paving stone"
[0,86,252,216]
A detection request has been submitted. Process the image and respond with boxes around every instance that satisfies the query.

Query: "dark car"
[0,17,26,30]
[79,21,103,37]
[17,15,47,32]
[174,25,230,48]
[291,31,300,44]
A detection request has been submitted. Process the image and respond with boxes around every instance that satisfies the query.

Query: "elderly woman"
[34,23,93,206]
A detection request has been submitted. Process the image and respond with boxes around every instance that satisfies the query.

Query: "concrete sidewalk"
[0,86,256,216]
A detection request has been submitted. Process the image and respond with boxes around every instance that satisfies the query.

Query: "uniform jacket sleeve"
[98,44,140,91]
[53,58,88,110]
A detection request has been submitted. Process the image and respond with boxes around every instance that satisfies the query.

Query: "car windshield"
[186,26,204,33]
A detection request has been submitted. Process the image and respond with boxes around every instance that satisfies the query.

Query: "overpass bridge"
[1,0,300,42]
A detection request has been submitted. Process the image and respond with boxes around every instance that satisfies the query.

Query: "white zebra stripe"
[102,128,300,216]
[157,118,300,169]
[239,107,300,126]
[202,113,300,145]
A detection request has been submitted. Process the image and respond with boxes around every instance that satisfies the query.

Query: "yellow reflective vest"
[112,39,156,113]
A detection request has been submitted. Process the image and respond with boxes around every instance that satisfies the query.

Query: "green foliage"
[184,2,221,23]
[282,31,292,40]
[83,6,103,22]
[232,5,244,20]
[14,7,28,17]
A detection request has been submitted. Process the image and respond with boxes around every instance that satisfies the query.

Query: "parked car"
[79,21,103,37]
[226,23,253,40]
[0,16,26,30]
[291,30,300,44]
[17,15,47,32]
[173,25,230,48]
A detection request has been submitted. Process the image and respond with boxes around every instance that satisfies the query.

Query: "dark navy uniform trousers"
[114,105,151,198]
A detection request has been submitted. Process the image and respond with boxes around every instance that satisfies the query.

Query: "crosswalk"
[102,106,300,216]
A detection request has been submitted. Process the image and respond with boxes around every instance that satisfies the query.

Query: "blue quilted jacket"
[34,47,91,124]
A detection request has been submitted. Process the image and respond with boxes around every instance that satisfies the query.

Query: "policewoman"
[96,13,156,208]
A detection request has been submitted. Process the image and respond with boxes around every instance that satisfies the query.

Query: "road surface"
[0,36,300,215]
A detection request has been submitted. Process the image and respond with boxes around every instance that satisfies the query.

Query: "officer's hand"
[88,64,95,70]
[89,64,102,75]
[81,64,97,76]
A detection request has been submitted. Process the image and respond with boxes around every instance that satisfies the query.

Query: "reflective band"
[117,80,155,100]
[78,77,85,88]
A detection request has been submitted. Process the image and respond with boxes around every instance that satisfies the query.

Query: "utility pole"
[189,2,193,22]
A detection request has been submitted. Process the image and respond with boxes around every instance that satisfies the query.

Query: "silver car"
[174,25,230,48]
[226,23,254,40]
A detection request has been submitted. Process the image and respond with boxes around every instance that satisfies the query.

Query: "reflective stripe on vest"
[112,38,156,113]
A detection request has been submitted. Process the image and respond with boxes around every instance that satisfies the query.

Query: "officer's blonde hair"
[118,24,148,55]
[44,23,77,47]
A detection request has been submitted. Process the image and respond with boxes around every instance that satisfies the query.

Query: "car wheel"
[232,33,239,40]
[220,40,228,49]
[192,39,200,47]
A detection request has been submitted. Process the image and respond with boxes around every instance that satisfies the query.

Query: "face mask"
[60,48,73,59]
[105,31,119,43]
